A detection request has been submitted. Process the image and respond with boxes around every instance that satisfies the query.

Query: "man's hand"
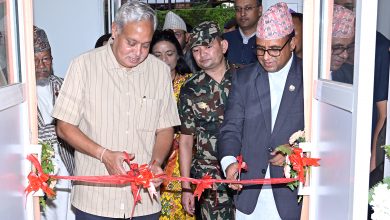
[269,149,286,166]
[181,191,195,215]
[101,150,134,175]
[226,162,246,191]
[150,164,164,187]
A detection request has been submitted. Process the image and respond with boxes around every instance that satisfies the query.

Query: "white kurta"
[38,84,75,220]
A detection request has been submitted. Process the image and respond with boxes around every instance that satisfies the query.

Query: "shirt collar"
[105,38,148,73]
[269,53,294,76]
[239,28,256,44]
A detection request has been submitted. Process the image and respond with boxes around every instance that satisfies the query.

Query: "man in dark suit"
[223,0,262,67]
[218,3,303,219]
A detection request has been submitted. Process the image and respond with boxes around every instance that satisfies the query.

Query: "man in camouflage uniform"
[178,21,235,219]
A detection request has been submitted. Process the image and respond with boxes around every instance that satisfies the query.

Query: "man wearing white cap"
[163,11,199,73]
[163,11,188,51]
[218,2,303,219]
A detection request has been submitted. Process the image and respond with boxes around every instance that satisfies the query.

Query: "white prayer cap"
[163,11,187,32]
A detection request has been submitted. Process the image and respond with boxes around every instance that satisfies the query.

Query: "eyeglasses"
[255,38,291,57]
[234,5,258,13]
[34,56,52,65]
[173,30,185,39]
[331,43,354,55]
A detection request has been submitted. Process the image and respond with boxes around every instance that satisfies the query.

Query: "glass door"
[0,0,36,219]
[306,0,377,219]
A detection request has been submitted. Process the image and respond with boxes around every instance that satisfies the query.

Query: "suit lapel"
[255,65,272,135]
[271,58,302,138]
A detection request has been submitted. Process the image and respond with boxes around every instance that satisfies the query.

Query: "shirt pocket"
[136,98,161,132]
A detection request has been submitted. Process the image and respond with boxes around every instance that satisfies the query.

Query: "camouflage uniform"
[178,21,235,219]
[179,68,235,220]
[178,22,238,219]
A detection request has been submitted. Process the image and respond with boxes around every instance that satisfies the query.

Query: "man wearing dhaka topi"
[218,2,304,219]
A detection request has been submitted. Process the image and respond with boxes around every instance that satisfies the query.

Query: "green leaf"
[382,145,390,159]
[275,145,292,155]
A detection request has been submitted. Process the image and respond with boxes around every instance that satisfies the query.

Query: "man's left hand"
[269,150,286,166]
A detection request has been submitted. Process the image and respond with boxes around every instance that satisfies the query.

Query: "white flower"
[289,130,305,145]
[284,165,291,178]
[370,183,390,220]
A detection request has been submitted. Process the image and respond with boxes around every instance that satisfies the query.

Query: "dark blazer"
[332,63,354,84]
[218,56,304,219]
[223,29,258,65]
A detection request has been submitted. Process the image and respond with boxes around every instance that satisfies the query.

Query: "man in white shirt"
[218,3,303,219]
[34,26,75,220]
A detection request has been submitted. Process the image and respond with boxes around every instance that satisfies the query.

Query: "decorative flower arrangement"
[275,130,319,191]
[369,177,390,219]
[369,145,390,220]
[383,145,390,159]
[39,141,57,209]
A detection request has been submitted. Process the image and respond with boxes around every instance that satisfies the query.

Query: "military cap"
[189,21,222,49]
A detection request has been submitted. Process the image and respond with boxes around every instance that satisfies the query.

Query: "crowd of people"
[32,0,389,220]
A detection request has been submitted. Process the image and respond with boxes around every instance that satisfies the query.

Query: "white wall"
[33,0,105,78]
[377,0,390,39]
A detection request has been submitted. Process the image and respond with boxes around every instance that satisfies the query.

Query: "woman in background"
[150,29,193,220]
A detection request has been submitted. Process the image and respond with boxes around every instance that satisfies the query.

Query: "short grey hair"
[115,1,157,32]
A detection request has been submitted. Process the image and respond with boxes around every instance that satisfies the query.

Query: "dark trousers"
[75,208,160,220]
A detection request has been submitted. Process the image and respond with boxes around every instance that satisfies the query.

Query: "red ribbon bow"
[193,175,213,200]
[289,148,320,183]
[25,154,55,198]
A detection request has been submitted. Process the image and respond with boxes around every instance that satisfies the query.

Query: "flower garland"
[369,145,390,219]
[275,130,320,191]
[38,141,57,209]
[369,177,390,220]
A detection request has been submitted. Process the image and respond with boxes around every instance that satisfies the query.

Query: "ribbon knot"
[289,148,320,183]
[25,155,55,198]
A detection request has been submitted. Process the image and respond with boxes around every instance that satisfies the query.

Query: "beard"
[36,78,50,87]
[36,66,53,87]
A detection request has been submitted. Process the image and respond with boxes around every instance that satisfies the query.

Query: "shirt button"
[268,147,273,152]
[125,130,129,134]
[262,169,266,174]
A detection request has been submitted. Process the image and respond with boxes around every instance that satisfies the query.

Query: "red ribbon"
[25,154,55,198]
[25,148,319,217]
[289,148,320,183]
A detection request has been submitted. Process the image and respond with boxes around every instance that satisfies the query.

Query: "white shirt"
[239,28,256,44]
[37,84,54,125]
[221,54,294,219]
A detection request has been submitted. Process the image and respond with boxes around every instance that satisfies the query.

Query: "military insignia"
[289,84,295,92]
[198,102,208,109]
